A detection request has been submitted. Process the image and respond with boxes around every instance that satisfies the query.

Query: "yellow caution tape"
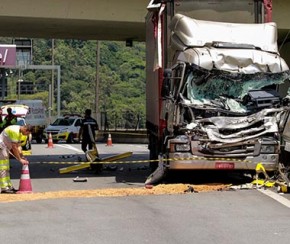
[41,155,289,188]
[256,163,267,174]
[251,179,275,188]
[38,156,253,165]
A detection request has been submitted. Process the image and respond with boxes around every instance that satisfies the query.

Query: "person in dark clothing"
[79,109,99,153]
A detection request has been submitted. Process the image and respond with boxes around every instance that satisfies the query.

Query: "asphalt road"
[1,142,290,244]
[10,142,151,192]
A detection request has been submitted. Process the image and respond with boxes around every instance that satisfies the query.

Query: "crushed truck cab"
[145,0,290,184]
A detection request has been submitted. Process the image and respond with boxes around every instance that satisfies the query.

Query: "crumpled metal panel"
[170,14,289,74]
[170,14,278,53]
[201,115,279,143]
[174,47,289,73]
[184,107,289,144]
[198,108,286,130]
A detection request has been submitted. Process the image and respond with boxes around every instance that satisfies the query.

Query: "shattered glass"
[186,64,290,111]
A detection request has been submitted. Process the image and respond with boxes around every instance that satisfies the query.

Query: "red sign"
[0,44,16,68]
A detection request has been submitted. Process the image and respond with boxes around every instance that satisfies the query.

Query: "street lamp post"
[17,64,24,100]
[95,41,100,124]
[17,78,23,100]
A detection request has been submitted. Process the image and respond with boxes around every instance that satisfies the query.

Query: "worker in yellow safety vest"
[0,124,32,194]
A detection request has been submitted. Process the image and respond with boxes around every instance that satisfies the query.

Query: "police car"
[44,115,82,143]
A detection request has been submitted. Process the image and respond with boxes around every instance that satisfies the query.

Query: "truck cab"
[145,0,290,184]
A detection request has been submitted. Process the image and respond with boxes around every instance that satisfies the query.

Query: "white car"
[44,115,82,143]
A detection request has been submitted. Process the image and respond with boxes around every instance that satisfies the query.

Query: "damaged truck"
[145,0,290,184]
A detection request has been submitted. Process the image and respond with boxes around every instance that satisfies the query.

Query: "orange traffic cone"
[17,164,33,194]
[106,133,113,146]
[47,133,54,148]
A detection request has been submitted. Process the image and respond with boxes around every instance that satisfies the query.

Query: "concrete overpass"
[0,0,290,43]
[0,0,148,41]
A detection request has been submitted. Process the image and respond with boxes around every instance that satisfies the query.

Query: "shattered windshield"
[187,64,290,100]
[184,64,290,113]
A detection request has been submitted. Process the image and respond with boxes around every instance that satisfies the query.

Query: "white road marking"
[258,189,290,208]
[56,144,83,153]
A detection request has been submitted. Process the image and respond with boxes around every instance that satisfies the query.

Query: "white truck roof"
[170,14,278,53]
[170,14,289,73]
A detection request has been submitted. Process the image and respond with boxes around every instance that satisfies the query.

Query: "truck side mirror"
[161,69,172,97]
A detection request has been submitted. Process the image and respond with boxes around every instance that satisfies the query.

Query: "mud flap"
[145,154,167,185]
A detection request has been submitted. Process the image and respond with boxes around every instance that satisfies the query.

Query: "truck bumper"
[167,153,278,171]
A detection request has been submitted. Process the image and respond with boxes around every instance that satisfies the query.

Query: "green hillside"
[1,39,146,129]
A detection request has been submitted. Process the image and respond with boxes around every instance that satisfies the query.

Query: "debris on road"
[73,176,88,182]
[0,183,230,203]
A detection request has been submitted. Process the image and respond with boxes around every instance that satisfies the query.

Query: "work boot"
[1,187,17,194]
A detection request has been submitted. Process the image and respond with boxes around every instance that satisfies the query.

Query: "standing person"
[4,107,17,128]
[0,124,32,194]
[79,109,99,153]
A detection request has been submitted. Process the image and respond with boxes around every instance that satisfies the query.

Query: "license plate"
[215,162,235,169]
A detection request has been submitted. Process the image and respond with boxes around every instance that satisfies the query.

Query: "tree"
[1,37,146,128]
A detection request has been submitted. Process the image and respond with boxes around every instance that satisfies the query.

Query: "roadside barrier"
[97,131,147,143]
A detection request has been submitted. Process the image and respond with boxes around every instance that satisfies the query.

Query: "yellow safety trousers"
[0,159,12,189]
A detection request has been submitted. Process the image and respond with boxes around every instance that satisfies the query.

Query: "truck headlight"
[260,145,275,154]
[175,144,190,152]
